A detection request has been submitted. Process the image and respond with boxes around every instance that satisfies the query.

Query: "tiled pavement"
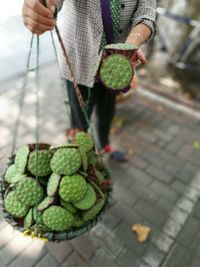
[0,61,200,267]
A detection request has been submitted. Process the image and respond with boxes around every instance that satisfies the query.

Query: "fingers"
[24,0,54,18]
[23,6,56,27]
[46,0,57,13]
[137,48,147,64]
[24,16,54,35]
[22,0,56,34]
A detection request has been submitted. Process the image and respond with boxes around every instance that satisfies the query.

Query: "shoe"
[103,145,128,163]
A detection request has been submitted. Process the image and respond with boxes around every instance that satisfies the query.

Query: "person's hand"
[134,47,147,65]
[22,0,57,35]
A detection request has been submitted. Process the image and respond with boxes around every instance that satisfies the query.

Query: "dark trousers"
[66,80,116,149]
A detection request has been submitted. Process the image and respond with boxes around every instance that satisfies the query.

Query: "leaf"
[193,142,200,149]
[132,224,151,242]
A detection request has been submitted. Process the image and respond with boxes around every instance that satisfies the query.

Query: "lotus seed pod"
[50,148,82,175]
[16,177,44,207]
[87,151,97,166]
[82,197,105,222]
[94,168,104,184]
[50,144,78,152]
[42,206,74,231]
[4,191,29,218]
[100,54,133,91]
[24,208,33,228]
[73,184,97,210]
[4,164,26,184]
[78,147,88,171]
[72,215,85,228]
[60,200,77,214]
[59,174,87,202]
[47,173,61,196]
[15,145,29,174]
[105,43,138,50]
[33,207,43,224]
[38,196,55,211]
[28,150,52,177]
[75,132,94,153]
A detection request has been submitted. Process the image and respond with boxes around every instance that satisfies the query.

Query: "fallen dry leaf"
[132,224,151,242]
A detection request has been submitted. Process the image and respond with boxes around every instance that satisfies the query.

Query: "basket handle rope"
[10,35,34,157]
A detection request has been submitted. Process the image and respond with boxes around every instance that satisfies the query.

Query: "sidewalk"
[0,60,200,267]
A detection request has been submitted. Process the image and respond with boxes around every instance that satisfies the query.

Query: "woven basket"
[0,144,112,242]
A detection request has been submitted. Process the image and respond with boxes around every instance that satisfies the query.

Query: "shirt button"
[121,3,125,8]
[119,29,123,34]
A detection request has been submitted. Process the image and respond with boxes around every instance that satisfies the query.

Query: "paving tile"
[177,216,200,248]
[161,243,193,267]
[115,222,149,256]
[0,224,19,249]
[62,252,89,267]
[35,252,59,267]
[142,244,165,267]
[147,165,173,184]
[130,181,160,205]
[90,250,119,267]
[0,233,33,265]
[69,233,97,261]
[112,182,138,206]
[127,166,153,185]
[46,240,72,263]
[117,249,143,267]
[111,202,142,225]
[150,180,179,203]
[9,239,46,267]
[134,200,166,228]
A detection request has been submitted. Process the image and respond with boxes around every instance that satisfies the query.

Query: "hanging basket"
[0,136,112,242]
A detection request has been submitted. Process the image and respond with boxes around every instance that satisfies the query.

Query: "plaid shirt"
[57,0,156,87]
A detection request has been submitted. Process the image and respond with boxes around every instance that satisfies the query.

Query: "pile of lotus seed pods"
[2,132,110,235]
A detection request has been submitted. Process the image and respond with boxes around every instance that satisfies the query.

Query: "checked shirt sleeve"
[131,0,157,38]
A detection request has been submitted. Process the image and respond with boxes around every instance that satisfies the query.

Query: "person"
[22,0,156,161]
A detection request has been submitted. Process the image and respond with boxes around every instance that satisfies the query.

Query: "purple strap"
[100,0,114,44]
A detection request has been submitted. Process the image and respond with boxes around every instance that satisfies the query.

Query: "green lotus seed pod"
[4,191,29,218]
[73,183,96,210]
[82,197,105,222]
[94,168,104,184]
[4,164,26,184]
[15,145,29,174]
[105,43,138,50]
[42,206,74,231]
[16,177,44,207]
[59,174,87,202]
[72,215,85,228]
[87,151,97,166]
[38,196,54,211]
[24,208,33,228]
[75,132,94,153]
[47,173,61,196]
[100,54,133,91]
[33,207,43,224]
[60,200,77,214]
[50,144,78,152]
[78,147,88,171]
[50,148,82,175]
[28,150,52,177]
